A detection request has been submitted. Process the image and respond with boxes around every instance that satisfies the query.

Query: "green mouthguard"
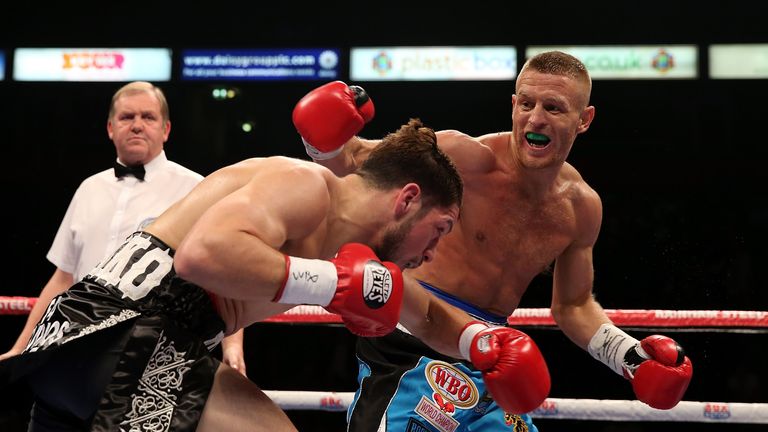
[525,132,548,141]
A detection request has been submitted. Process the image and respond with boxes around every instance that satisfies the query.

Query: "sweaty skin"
[409,130,596,317]
[322,68,610,349]
[146,156,467,357]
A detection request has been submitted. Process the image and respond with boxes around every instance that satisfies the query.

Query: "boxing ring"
[2,297,766,425]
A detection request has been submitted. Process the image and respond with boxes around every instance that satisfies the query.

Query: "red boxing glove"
[459,323,550,414]
[624,335,693,410]
[273,243,402,337]
[292,81,375,160]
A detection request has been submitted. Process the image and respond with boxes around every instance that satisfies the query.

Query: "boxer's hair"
[520,51,592,105]
[356,118,463,209]
[109,81,170,122]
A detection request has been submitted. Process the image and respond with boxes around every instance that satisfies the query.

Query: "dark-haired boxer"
[1,120,475,432]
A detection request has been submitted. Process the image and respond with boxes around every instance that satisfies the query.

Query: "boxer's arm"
[316,137,379,177]
[434,130,499,175]
[175,164,329,301]
[551,243,612,348]
[552,187,692,409]
[399,276,550,413]
[550,184,610,348]
[398,276,471,358]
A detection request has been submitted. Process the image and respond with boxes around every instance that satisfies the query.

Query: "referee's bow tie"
[114,162,145,181]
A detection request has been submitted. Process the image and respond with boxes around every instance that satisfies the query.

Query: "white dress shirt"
[47,151,203,281]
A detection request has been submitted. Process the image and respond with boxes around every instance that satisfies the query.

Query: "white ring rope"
[263,391,768,423]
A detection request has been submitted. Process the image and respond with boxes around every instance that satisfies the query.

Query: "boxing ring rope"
[260,304,768,328]
[3,297,767,424]
[2,297,766,327]
[263,391,768,423]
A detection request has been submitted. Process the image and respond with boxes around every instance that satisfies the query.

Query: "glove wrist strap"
[302,137,345,161]
[273,255,337,306]
[458,321,490,360]
[587,323,640,376]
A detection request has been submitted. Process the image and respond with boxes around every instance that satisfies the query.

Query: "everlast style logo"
[362,261,391,309]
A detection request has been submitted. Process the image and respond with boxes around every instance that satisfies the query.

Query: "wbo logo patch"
[424,361,479,410]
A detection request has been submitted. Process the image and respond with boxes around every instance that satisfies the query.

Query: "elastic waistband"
[134,231,174,253]
[417,280,508,326]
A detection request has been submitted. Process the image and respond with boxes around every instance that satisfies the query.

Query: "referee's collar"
[116,150,167,182]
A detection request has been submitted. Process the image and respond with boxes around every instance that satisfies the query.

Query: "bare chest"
[414,174,577,313]
[465,187,574,277]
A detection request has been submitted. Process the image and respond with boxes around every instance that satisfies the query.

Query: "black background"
[1,2,767,431]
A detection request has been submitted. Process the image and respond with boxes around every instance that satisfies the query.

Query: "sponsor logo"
[363,261,392,308]
[703,402,731,420]
[62,52,125,70]
[415,396,460,432]
[0,297,34,312]
[424,361,479,409]
[531,399,558,417]
[320,394,344,410]
[476,334,493,353]
[651,49,675,73]
[372,51,393,75]
[318,50,339,70]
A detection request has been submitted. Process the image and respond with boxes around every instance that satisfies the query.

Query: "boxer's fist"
[274,243,402,337]
[460,323,550,414]
[623,335,693,409]
[292,81,375,160]
[328,243,402,337]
